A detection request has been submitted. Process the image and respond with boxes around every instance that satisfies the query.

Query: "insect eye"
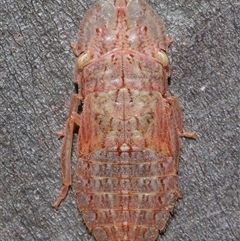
[77,52,90,70]
[155,50,169,67]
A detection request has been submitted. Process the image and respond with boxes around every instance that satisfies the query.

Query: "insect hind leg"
[52,94,82,209]
[167,96,196,139]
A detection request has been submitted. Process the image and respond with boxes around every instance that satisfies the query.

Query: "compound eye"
[77,52,90,70]
[155,50,169,67]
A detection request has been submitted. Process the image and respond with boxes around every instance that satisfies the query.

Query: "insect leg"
[167,96,196,139]
[52,94,82,209]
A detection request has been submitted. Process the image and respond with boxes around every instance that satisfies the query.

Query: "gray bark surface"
[0,0,239,240]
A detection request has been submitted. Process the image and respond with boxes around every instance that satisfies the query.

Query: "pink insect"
[53,0,196,240]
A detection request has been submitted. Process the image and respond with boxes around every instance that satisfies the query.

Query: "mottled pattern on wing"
[68,1,183,241]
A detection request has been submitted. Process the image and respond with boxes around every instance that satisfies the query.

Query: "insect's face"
[76,0,169,62]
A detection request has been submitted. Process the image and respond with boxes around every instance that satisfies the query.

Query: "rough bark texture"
[0,0,239,241]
